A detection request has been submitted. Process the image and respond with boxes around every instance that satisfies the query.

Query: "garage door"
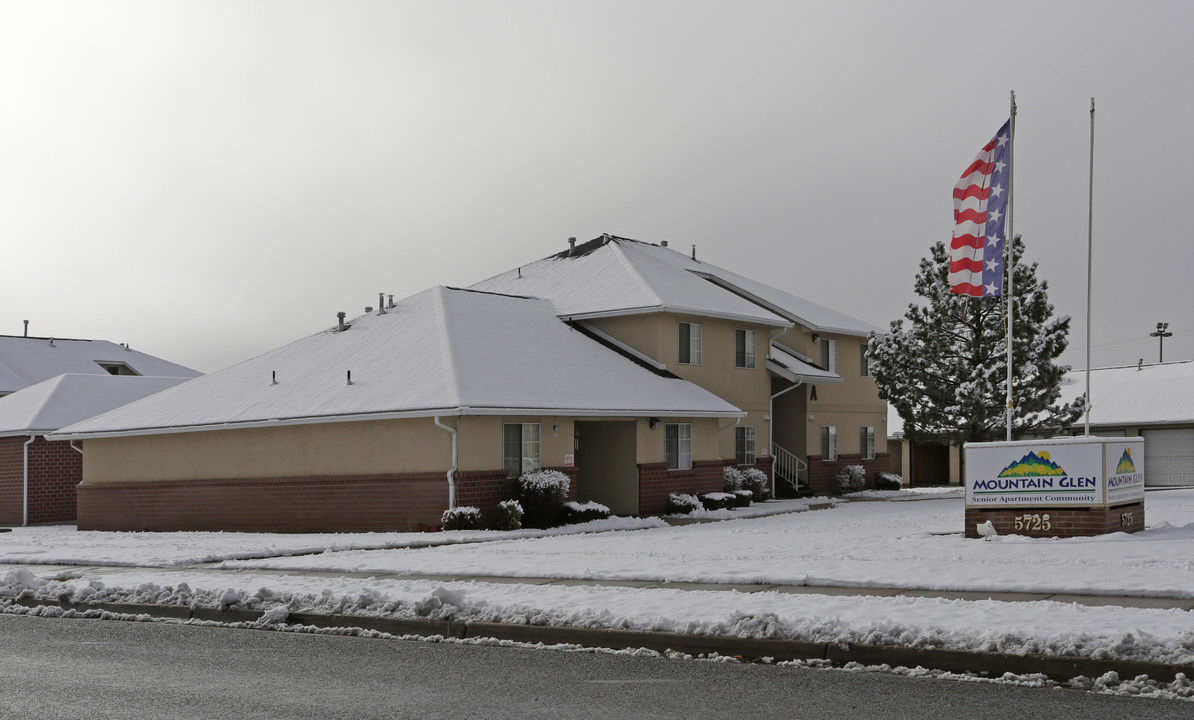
[1141,428,1194,486]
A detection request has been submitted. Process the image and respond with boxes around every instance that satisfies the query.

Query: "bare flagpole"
[1084,98,1095,436]
[1005,91,1017,441]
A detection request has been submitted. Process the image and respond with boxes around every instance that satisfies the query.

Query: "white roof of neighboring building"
[0,374,193,437]
[54,286,742,439]
[470,235,882,336]
[0,335,200,395]
[768,342,842,384]
[1057,361,1194,427]
[888,404,904,439]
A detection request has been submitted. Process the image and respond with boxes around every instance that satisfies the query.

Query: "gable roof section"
[0,335,200,395]
[54,286,742,439]
[470,236,790,327]
[768,342,842,385]
[470,235,882,336]
[1056,361,1194,427]
[0,374,193,437]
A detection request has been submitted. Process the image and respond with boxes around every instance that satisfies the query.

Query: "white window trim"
[503,422,541,478]
[666,423,693,470]
[861,426,875,460]
[821,425,838,461]
[735,329,756,369]
[821,338,837,374]
[736,426,756,465]
[678,322,702,365]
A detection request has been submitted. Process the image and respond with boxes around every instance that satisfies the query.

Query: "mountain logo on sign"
[1115,448,1136,474]
[997,451,1066,478]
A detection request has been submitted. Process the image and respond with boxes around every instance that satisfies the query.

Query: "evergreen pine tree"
[869,237,1083,445]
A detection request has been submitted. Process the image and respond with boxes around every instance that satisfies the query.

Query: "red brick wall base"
[0,436,82,526]
[964,502,1145,539]
[807,453,892,496]
[638,460,724,516]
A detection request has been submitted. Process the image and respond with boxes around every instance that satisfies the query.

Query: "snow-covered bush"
[732,489,753,508]
[700,492,737,511]
[518,469,571,528]
[740,467,770,501]
[667,492,702,514]
[492,499,523,531]
[562,500,610,524]
[440,505,481,531]
[875,472,902,491]
[722,466,745,492]
[835,465,866,494]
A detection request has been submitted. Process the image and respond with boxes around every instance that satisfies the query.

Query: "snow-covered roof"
[1057,361,1194,427]
[888,404,904,439]
[0,374,193,437]
[0,335,199,395]
[767,342,842,384]
[54,286,742,439]
[470,235,882,336]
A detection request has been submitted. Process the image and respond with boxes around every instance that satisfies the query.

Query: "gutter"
[23,434,35,526]
[433,416,458,509]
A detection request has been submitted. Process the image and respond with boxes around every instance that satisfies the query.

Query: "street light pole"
[1149,322,1172,363]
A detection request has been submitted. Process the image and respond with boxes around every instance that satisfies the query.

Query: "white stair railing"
[770,442,807,494]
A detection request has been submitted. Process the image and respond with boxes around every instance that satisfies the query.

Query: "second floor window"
[820,338,837,373]
[678,322,702,365]
[821,425,838,461]
[504,422,541,478]
[735,329,756,369]
[860,342,870,377]
[666,423,692,470]
[735,426,756,465]
[860,426,876,459]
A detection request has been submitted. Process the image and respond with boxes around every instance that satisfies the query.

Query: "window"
[820,338,837,373]
[860,426,875,460]
[735,426,756,465]
[735,329,756,369]
[97,362,139,376]
[503,423,541,478]
[860,342,870,377]
[665,423,692,470]
[821,425,837,461]
[678,322,702,365]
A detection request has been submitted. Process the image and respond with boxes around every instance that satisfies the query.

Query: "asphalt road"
[0,614,1188,719]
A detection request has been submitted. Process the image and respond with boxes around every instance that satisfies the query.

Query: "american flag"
[949,120,1011,296]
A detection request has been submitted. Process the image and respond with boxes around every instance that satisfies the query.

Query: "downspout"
[433,416,458,509]
[22,434,36,526]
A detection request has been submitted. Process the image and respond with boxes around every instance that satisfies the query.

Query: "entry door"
[575,421,639,515]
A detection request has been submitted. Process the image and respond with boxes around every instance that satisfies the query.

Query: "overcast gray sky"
[3,0,1191,374]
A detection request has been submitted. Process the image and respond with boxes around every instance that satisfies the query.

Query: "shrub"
[722,466,745,492]
[732,489,753,507]
[740,468,770,501]
[492,499,523,531]
[835,465,866,494]
[562,500,611,524]
[875,472,903,491]
[700,492,737,511]
[441,505,481,530]
[667,492,702,514]
[518,469,571,528]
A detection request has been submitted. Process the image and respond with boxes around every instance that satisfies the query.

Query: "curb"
[5,594,1190,683]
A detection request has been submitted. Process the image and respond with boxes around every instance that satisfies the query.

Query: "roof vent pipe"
[377,293,386,315]
[1138,358,1143,371]
[346,370,352,386]
[23,320,28,337]
[49,337,55,347]
[337,312,347,332]
[691,245,696,261]
[660,240,668,247]
[387,294,395,309]
[568,237,576,256]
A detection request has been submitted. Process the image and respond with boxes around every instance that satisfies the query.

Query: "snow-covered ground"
[2,489,1193,697]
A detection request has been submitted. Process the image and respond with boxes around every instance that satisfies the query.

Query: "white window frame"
[678,322,702,365]
[735,329,756,369]
[503,422,541,478]
[821,425,838,461]
[860,426,875,460]
[860,342,870,377]
[821,338,837,373]
[735,426,756,465]
[665,423,693,470]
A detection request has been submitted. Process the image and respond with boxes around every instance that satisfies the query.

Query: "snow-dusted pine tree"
[869,237,1083,445]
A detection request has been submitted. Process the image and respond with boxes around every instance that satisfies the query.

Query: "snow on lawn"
[219,490,1194,599]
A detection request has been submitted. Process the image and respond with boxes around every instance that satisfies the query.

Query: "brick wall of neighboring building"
[638,460,724,516]
[806,453,892,496]
[964,502,1144,539]
[0,436,82,526]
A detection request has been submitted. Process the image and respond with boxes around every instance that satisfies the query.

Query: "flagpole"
[1084,97,1095,436]
[1005,91,1017,441]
